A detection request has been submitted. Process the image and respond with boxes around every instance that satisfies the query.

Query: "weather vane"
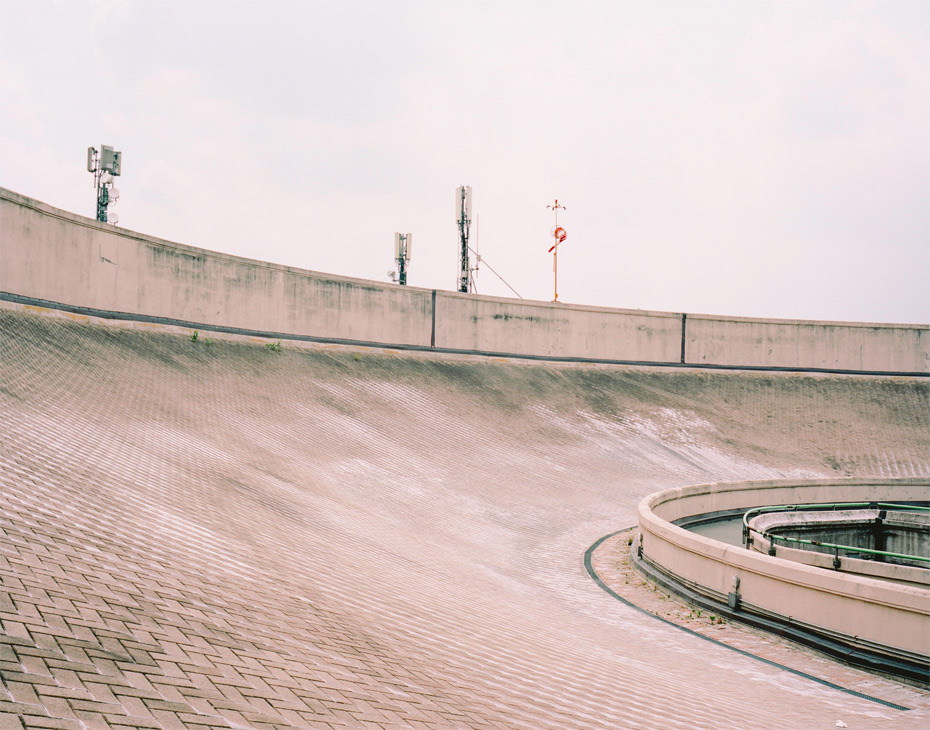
[546,199,567,302]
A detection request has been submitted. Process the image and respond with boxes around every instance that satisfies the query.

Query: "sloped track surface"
[1,308,928,729]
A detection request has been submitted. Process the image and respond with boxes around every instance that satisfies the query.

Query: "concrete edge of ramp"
[584,528,915,711]
[632,478,930,683]
[4,292,928,378]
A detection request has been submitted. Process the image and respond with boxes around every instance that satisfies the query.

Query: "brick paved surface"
[1,307,928,729]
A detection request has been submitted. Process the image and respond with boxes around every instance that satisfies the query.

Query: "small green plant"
[265,340,281,352]
[190,330,199,342]
[204,338,214,346]
[354,353,360,361]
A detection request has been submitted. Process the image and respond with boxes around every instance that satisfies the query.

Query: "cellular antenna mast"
[390,232,412,285]
[547,198,567,302]
[456,185,473,293]
[87,145,123,224]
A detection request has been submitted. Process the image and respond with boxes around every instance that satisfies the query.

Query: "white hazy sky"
[2,0,928,323]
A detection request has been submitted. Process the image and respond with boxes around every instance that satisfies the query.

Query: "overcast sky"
[2,0,928,323]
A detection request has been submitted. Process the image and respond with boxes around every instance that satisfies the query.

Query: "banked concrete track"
[1,307,928,730]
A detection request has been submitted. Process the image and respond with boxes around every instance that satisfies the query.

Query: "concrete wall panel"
[433,292,682,361]
[686,314,929,373]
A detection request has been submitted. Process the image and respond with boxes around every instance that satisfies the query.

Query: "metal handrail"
[742,501,930,532]
[765,534,930,563]
[741,501,930,565]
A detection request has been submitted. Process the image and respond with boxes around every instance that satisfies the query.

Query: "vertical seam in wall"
[680,313,687,364]
[431,290,437,348]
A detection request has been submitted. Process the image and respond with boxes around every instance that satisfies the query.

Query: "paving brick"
[0,673,57,691]
[0,705,43,722]
[69,711,112,730]
[18,718,82,730]
[0,686,39,710]
[103,717,163,730]
[0,712,24,730]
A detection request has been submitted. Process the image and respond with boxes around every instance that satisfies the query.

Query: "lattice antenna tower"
[87,145,123,225]
[456,185,472,293]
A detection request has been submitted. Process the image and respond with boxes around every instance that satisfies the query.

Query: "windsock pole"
[547,199,567,302]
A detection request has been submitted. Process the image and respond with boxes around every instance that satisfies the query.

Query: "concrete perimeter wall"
[2,188,928,373]
[639,478,930,660]
[0,189,433,347]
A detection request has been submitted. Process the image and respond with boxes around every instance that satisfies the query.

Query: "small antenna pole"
[546,199,567,302]
[471,213,480,293]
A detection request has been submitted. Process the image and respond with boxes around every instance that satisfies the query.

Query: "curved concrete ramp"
[1,307,928,729]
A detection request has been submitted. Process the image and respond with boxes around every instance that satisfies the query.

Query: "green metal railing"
[742,502,930,565]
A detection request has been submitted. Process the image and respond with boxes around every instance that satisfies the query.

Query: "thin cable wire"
[467,245,523,299]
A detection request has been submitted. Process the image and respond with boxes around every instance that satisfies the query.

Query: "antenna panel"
[394,233,402,259]
[87,147,96,172]
[465,186,472,219]
[101,145,114,171]
[404,233,412,260]
[455,186,464,220]
[100,145,122,175]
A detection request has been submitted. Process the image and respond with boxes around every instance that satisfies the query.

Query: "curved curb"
[583,529,912,711]
[638,479,930,670]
